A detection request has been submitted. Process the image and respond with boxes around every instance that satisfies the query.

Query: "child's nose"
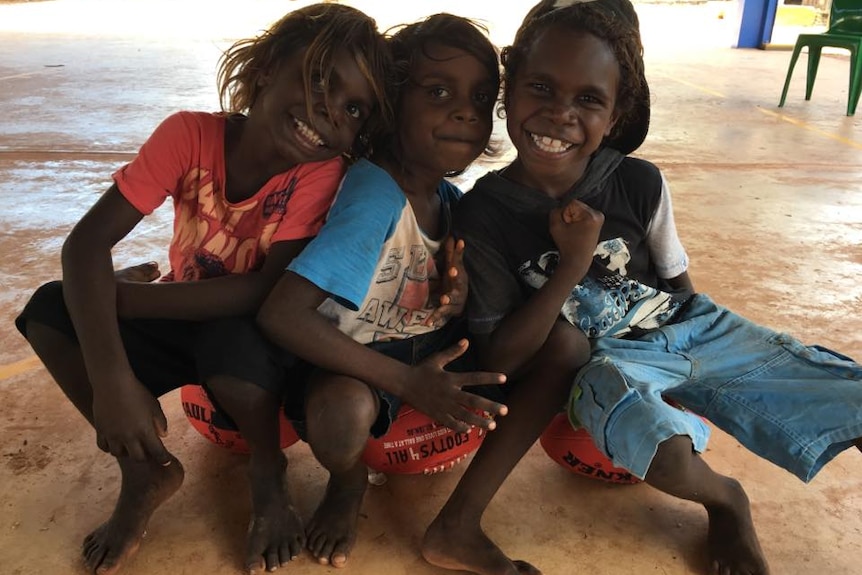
[313,97,342,129]
[451,97,480,123]
[547,100,578,124]
[453,111,478,123]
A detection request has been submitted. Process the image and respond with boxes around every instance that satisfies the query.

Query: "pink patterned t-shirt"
[113,111,345,281]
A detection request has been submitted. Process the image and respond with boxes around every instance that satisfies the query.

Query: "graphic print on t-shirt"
[170,169,297,281]
[358,242,439,341]
[518,237,678,338]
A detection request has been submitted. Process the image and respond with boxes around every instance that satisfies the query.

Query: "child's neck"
[225,115,296,203]
[378,156,445,239]
[503,157,588,201]
[378,156,442,200]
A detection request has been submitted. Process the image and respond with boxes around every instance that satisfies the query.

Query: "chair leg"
[805,46,823,101]
[779,43,805,107]
[847,47,862,116]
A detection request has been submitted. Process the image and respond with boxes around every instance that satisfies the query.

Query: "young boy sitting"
[446,1,862,574]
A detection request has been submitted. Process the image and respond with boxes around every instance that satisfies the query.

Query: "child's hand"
[549,199,604,275]
[114,261,161,283]
[425,237,468,327]
[114,262,163,318]
[401,339,508,434]
[91,373,172,464]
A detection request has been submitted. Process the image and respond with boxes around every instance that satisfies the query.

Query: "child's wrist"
[556,256,590,281]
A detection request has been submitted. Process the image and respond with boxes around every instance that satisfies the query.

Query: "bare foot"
[706,480,770,575]
[114,262,160,283]
[245,454,305,574]
[305,465,367,568]
[82,455,184,575]
[422,515,541,575]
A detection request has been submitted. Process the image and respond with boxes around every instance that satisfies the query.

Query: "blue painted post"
[736,0,780,48]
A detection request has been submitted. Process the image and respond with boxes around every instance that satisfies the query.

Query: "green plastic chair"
[778,0,862,116]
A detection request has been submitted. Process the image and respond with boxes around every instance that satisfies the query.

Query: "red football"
[540,412,641,485]
[362,405,486,475]
[180,384,299,454]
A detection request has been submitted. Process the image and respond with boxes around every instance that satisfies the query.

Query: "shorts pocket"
[771,334,861,381]
[570,358,642,456]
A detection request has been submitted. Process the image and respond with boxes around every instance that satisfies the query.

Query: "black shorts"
[15,281,300,403]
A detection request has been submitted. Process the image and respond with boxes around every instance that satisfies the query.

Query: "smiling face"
[251,47,376,167]
[504,25,620,197]
[396,43,496,177]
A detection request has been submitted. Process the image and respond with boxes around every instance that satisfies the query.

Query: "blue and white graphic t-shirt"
[516,249,678,338]
[288,159,461,344]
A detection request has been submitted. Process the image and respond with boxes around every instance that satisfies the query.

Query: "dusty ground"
[1,1,861,575]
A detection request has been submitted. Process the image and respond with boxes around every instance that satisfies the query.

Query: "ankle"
[327,463,370,492]
[249,451,287,477]
[705,477,749,513]
[433,501,483,530]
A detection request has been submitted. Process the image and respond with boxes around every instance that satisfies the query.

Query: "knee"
[208,376,278,416]
[646,435,696,484]
[530,321,591,380]
[306,375,378,468]
[17,281,67,343]
[307,376,378,433]
[28,280,65,306]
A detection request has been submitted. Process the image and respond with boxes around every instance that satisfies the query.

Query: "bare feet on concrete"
[82,455,183,575]
[244,453,305,574]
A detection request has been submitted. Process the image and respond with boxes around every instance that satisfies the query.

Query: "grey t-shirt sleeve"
[646,170,689,279]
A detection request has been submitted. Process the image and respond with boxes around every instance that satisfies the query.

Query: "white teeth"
[294,118,325,147]
[530,132,573,153]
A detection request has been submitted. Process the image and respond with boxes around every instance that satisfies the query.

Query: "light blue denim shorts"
[569,294,862,481]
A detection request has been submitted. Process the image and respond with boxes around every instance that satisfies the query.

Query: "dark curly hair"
[501,0,645,142]
[216,3,392,158]
[371,13,501,163]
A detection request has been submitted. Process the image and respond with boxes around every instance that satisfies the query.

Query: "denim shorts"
[570,293,862,482]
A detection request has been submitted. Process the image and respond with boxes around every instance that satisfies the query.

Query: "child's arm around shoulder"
[258,162,507,432]
[115,240,307,320]
[63,184,172,463]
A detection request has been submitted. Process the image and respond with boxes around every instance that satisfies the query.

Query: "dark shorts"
[287,318,507,439]
[15,281,301,410]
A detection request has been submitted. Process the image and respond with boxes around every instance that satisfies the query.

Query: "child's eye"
[528,82,550,93]
[346,103,363,120]
[578,94,603,107]
[474,91,493,105]
[429,86,451,99]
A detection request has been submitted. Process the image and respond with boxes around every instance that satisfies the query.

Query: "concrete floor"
[1,1,861,574]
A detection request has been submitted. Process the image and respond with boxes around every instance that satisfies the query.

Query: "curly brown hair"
[502,0,645,141]
[217,3,392,157]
